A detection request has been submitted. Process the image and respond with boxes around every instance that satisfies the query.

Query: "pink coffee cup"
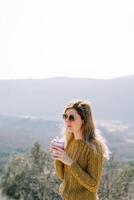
[51,138,65,150]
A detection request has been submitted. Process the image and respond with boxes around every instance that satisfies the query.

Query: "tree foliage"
[0,145,134,200]
[99,153,134,200]
[0,142,56,200]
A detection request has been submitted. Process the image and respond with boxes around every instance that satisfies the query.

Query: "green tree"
[0,142,47,200]
[99,153,134,200]
[111,162,134,200]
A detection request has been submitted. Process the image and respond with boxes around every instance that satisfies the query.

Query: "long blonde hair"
[62,100,111,160]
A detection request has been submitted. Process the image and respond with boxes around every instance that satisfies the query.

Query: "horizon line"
[0,74,134,81]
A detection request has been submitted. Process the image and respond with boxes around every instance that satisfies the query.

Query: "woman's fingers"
[49,144,65,161]
[51,149,63,159]
[52,146,64,152]
[53,150,61,157]
[51,154,60,160]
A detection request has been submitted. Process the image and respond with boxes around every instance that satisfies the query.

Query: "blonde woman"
[50,100,110,200]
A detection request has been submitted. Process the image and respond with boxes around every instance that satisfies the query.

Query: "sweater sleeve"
[54,160,64,181]
[68,143,104,192]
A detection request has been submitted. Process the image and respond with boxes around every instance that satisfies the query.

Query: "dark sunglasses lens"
[62,114,75,121]
[62,114,67,119]
[69,115,75,121]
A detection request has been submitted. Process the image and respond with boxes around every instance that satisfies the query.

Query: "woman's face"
[63,108,83,133]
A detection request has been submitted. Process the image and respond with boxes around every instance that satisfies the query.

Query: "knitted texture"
[54,138,104,200]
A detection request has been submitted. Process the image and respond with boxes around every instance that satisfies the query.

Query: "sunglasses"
[62,113,75,121]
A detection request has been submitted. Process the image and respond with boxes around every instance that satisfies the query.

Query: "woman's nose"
[65,119,71,125]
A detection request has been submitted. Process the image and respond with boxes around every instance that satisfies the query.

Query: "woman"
[50,100,110,200]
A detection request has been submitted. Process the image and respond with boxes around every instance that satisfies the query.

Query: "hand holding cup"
[49,137,74,166]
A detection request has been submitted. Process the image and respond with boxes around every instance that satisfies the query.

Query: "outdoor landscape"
[0,76,134,199]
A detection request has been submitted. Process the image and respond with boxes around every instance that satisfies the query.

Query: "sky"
[0,0,134,80]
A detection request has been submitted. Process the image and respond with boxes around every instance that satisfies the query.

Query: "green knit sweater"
[54,138,104,200]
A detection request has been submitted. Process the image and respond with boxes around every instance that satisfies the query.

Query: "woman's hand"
[49,145,74,166]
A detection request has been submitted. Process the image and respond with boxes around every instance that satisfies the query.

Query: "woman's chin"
[67,127,73,132]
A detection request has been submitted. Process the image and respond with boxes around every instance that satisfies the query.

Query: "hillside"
[0,75,133,121]
[0,115,133,161]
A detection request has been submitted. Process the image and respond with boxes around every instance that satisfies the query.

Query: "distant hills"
[0,115,60,150]
[0,115,133,161]
[0,75,134,162]
[0,75,134,121]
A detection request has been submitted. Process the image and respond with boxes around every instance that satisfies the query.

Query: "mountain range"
[0,75,134,121]
[0,115,133,161]
[0,75,134,162]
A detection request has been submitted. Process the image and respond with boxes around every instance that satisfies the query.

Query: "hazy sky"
[0,0,134,79]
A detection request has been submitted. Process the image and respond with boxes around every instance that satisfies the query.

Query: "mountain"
[0,115,60,150]
[0,115,133,161]
[0,75,134,121]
